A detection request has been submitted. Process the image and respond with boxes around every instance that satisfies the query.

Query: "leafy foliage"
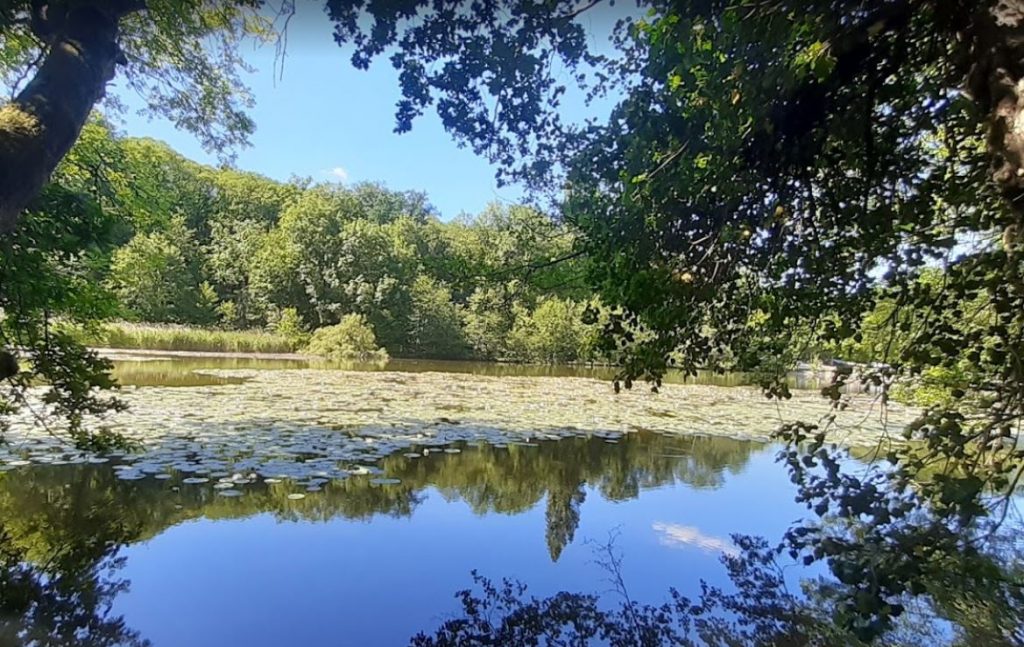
[304,314,388,361]
[107,217,212,324]
[411,536,859,647]
[406,276,469,359]
[507,297,599,364]
[4,0,1024,641]
[325,0,609,187]
[30,121,596,365]
[1,0,269,158]
[529,0,1024,640]
[0,183,125,448]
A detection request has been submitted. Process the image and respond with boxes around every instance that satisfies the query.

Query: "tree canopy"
[546,0,1024,640]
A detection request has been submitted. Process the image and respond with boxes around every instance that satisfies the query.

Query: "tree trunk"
[967,1,1024,211]
[0,4,137,234]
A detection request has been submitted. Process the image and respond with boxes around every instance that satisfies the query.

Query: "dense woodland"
[12,116,919,369]
[34,117,609,363]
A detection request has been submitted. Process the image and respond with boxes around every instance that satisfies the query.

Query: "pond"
[0,354,916,646]
[102,351,844,389]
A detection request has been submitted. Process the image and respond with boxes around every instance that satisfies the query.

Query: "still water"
[105,352,836,389]
[0,355,863,646]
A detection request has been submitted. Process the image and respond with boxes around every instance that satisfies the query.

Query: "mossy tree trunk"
[0,1,142,234]
[966,1,1024,211]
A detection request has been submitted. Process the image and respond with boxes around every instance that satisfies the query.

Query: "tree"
[115,138,214,235]
[451,205,585,300]
[107,217,208,323]
[0,182,124,448]
[255,189,419,341]
[0,0,267,231]
[0,0,612,443]
[534,0,1024,639]
[0,0,612,233]
[349,182,434,225]
[10,1,1024,637]
[405,275,468,359]
[507,297,593,364]
[202,168,301,230]
[205,218,271,327]
[462,285,520,360]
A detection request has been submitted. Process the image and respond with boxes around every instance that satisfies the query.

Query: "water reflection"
[652,522,739,556]
[0,471,149,647]
[109,357,305,387]
[0,432,762,645]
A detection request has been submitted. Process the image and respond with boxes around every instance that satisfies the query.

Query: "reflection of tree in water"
[411,532,1024,646]
[4,431,1017,645]
[0,470,148,647]
[545,483,586,561]
[0,431,761,642]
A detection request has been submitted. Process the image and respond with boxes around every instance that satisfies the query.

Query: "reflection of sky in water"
[112,447,808,647]
[652,522,739,556]
[1,356,864,645]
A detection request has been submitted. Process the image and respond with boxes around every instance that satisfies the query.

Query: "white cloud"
[652,522,738,556]
[327,166,349,182]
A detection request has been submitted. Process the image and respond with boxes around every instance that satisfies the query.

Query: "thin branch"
[8,45,46,99]
[554,0,603,23]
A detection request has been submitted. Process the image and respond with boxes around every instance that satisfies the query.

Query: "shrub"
[304,314,388,360]
[272,307,310,348]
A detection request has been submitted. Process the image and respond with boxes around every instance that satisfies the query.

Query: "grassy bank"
[78,322,298,354]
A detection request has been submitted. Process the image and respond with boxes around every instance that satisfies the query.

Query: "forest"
[28,117,604,363]
[11,116,923,371]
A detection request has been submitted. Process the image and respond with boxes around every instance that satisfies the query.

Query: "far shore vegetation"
[73,321,297,355]
[47,121,917,370]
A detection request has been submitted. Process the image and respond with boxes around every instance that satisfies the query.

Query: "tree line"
[48,117,612,364]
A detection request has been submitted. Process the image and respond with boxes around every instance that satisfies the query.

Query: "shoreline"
[94,347,310,361]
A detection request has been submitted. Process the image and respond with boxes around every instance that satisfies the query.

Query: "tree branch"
[0,0,146,233]
[555,0,603,23]
[743,0,918,168]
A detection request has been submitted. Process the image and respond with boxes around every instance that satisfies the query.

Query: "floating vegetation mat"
[0,368,917,485]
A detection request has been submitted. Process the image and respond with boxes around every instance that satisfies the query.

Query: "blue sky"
[105,5,626,220]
